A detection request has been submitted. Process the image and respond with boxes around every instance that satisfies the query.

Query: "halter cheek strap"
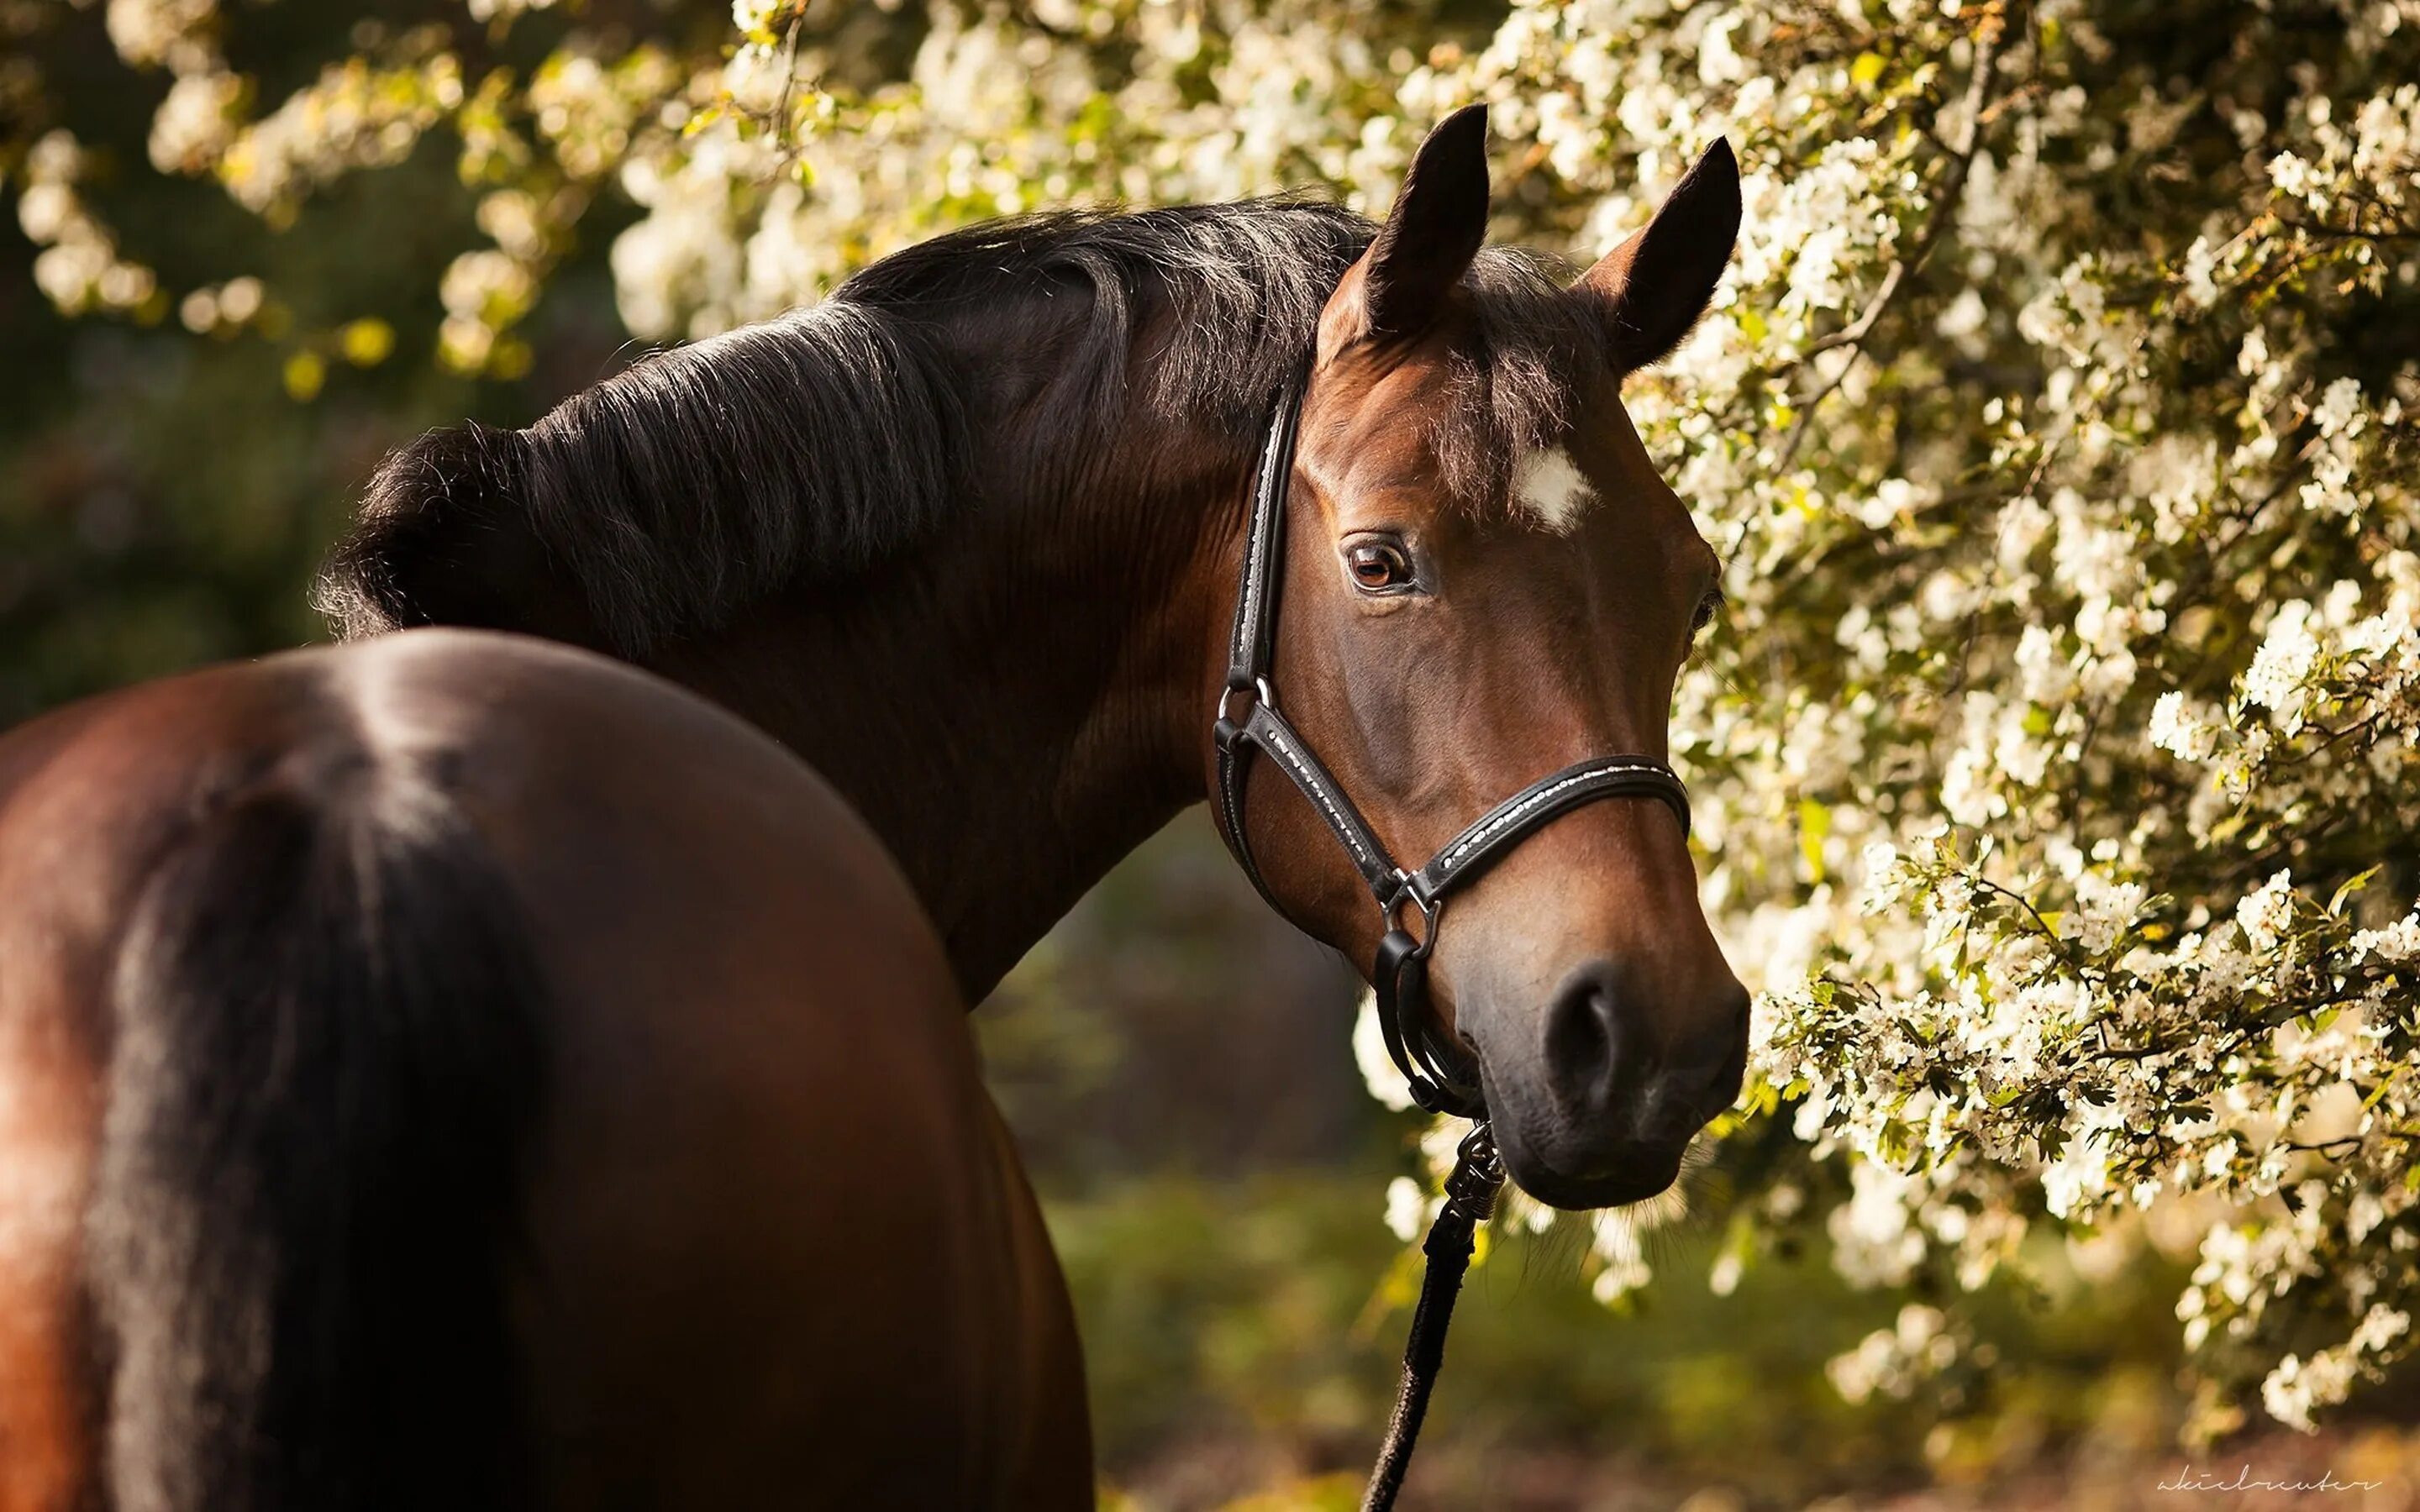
[1209,368,1691,1119]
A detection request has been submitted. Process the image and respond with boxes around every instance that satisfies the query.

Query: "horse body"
[0,630,1084,1511]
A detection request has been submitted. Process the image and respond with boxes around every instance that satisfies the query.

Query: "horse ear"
[1577,139,1741,372]
[1326,104,1491,349]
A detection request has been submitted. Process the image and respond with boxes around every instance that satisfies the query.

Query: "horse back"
[0,629,1087,1512]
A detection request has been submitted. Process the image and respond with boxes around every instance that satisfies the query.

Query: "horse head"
[1215,107,1749,1208]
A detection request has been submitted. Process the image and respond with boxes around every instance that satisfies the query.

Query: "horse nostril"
[1539,966,1749,1137]
[1542,961,1628,1110]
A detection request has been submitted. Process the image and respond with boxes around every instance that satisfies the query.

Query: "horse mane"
[319,198,1602,654]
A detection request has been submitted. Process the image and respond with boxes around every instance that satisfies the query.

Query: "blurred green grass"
[1050,1170,2195,1509]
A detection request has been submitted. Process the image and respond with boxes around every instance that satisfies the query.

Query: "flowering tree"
[14,0,2420,1436]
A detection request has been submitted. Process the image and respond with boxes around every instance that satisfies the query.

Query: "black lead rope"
[1364,1125,1504,1512]
[1207,366,1694,1507]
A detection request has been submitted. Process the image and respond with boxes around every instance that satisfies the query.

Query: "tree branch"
[1776,6,2009,470]
[2277,213,2420,245]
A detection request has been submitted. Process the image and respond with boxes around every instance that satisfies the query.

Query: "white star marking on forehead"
[1512,446,1596,533]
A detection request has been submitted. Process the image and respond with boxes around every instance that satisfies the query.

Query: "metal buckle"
[1441,1123,1503,1221]
[1382,871,1442,957]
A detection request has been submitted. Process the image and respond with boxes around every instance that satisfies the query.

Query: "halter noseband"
[1210,366,1692,1121]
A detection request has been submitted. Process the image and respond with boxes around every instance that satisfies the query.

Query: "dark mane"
[319,198,1602,654]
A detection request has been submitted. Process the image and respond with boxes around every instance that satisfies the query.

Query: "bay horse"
[0,105,1749,1509]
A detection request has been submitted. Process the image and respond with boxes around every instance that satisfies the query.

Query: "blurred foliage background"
[8,0,2420,1506]
[0,2,555,716]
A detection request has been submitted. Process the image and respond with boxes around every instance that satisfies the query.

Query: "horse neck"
[642,440,1246,1001]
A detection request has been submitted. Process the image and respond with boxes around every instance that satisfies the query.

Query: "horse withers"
[0,630,1085,1511]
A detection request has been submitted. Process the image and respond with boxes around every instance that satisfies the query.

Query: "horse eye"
[1346,542,1413,592]
[1690,590,1723,639]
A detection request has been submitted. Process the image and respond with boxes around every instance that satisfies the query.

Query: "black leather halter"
[1211,366,1692,1120]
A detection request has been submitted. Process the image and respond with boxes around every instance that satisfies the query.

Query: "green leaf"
[2329,866,2382,916]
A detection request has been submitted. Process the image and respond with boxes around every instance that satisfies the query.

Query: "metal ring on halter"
[1214,676,1276,730]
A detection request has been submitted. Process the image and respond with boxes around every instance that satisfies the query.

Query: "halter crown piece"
[1208,363,1694,1512]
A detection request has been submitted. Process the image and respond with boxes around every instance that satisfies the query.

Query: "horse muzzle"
[1471,959,1749,1210]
